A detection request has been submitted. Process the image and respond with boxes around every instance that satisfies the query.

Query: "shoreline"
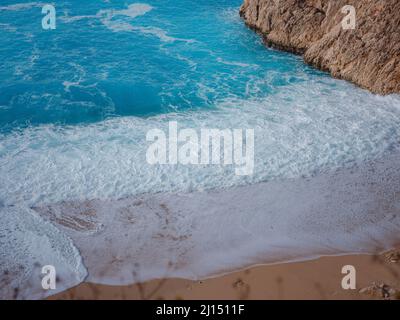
[1,0,400,302]
[50,249,400,300]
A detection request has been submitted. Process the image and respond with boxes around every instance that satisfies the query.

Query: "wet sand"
[50,249,400,300]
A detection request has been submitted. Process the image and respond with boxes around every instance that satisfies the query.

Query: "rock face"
[240,0,400,95]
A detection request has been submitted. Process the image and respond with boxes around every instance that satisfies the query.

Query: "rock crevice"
[240,0,400,95]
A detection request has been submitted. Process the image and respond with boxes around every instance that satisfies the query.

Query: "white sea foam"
[0,206,87,299]
[60,3,152,25]
[216,57,258,68]
[0,23,17,33]
[60,3,190,43]
[33,152,400,285]
[114,3,153,18]
[1,80,399,206]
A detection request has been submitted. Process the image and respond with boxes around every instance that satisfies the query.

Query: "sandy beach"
[1,0,400,302]
[50,249,400,300]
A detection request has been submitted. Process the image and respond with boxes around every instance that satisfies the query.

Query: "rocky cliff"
[240,0,400,95]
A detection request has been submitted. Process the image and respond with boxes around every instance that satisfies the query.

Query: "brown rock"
[240,0,400,95]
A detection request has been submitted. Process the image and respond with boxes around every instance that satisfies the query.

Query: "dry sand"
[50,249,400,300]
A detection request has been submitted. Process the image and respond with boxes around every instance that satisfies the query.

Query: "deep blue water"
[0,0,319,132]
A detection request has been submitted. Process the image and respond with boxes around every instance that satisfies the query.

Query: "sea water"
[1,0,400,298]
